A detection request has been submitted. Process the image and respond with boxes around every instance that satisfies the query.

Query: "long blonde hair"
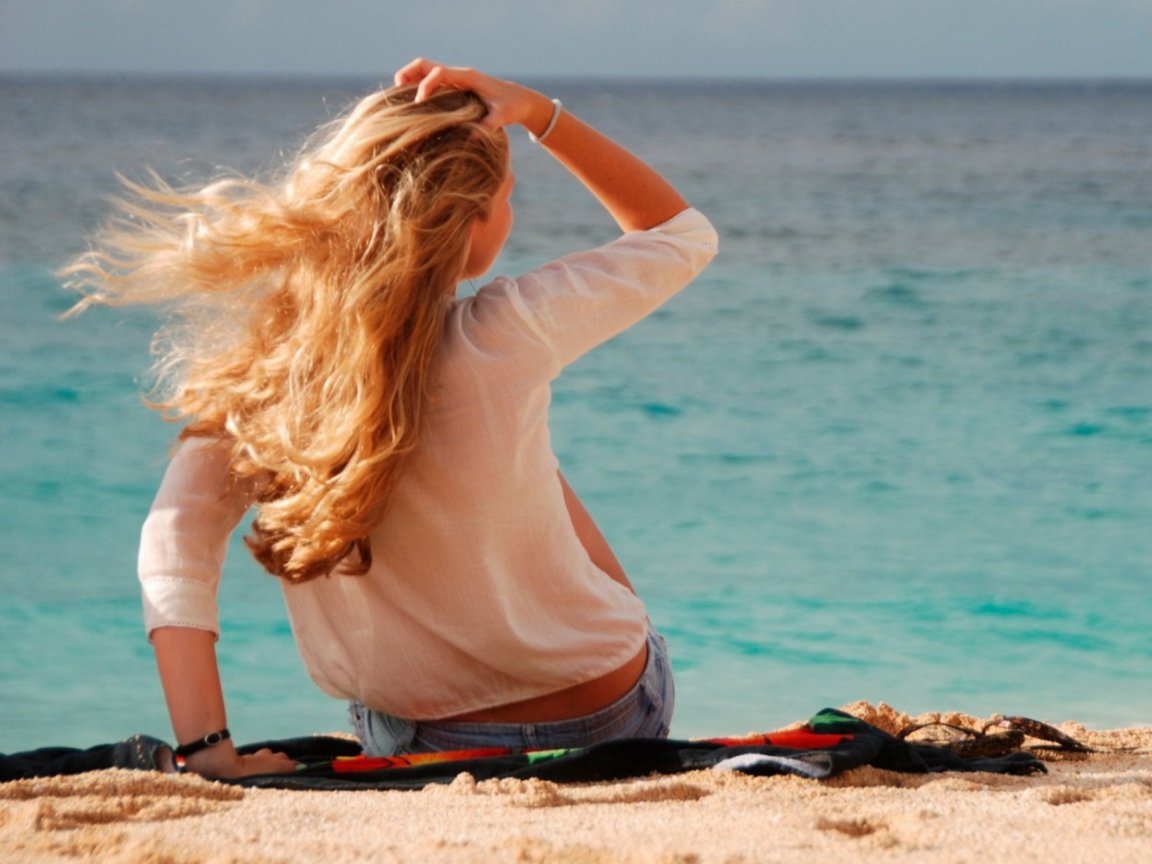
[63,86,509,582]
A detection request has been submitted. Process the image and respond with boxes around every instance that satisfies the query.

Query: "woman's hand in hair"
[395,58,688,233]
[394,58,555,138]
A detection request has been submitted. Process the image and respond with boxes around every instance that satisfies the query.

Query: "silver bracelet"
[529,98,563,144]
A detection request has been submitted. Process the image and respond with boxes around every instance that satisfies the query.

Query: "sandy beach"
[3,702,1149,864]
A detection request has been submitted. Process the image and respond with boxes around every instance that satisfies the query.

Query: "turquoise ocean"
[1,77,1150,752]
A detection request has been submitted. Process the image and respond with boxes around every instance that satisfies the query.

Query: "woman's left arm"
[559,472,635,594]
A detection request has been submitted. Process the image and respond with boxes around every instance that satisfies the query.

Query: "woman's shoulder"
[446,277,556,367]
[445,207,717,371]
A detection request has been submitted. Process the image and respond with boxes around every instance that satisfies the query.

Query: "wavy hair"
[63,85,509,581]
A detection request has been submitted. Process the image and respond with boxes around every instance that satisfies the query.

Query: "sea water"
[1,77,1149,752]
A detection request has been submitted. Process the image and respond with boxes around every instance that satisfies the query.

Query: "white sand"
[3,703,1150,864]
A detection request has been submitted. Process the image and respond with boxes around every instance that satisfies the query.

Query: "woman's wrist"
[174,727,230,760]
[515,87,558,138]
[182,740,242,778]
[529,99,563,144]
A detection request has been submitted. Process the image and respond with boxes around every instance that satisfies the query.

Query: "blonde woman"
[66,60,717,779]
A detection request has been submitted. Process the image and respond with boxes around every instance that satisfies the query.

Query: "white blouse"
[138,208,718,719]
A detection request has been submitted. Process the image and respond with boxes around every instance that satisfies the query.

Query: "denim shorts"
[350,625,674,756]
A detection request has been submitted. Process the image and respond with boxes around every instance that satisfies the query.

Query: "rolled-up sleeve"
[137,437,250,639]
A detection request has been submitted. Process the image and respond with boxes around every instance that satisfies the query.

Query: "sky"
[2,0,1152,80]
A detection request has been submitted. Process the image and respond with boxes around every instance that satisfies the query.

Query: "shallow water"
[1,77,1149,751]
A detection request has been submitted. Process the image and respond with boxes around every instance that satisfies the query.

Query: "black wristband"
[174,728,231,760]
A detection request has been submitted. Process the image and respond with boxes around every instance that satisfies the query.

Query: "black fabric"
[0,735,171,782]
[237,735,362,762]
[1,708,1046,789]
[238,709,1044,791]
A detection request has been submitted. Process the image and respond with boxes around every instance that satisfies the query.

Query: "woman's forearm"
[151,626,295,777]
[151,626,237,775]
[533,104,689,234]
[152,626,229,744]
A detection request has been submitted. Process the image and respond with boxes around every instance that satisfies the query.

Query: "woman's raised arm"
[394,59,690,233]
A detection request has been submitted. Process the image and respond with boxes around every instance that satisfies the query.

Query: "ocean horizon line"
[3,69,1152,91]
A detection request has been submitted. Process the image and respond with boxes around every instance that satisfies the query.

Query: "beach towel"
[0,708,1045,789]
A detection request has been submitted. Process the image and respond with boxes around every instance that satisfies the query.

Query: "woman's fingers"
[394,57,468,101]
[414,65,453,103]
[393,57,436,88]
[237,749,298,776]
[390,58,538,130]
[395,59,496,107]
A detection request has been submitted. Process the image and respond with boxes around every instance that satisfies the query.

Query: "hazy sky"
[2,0,1151,79]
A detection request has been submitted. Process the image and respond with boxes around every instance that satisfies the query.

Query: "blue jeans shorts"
[350,625,675,756]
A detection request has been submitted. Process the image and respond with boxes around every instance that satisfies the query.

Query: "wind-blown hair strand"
[62,85,509,582]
